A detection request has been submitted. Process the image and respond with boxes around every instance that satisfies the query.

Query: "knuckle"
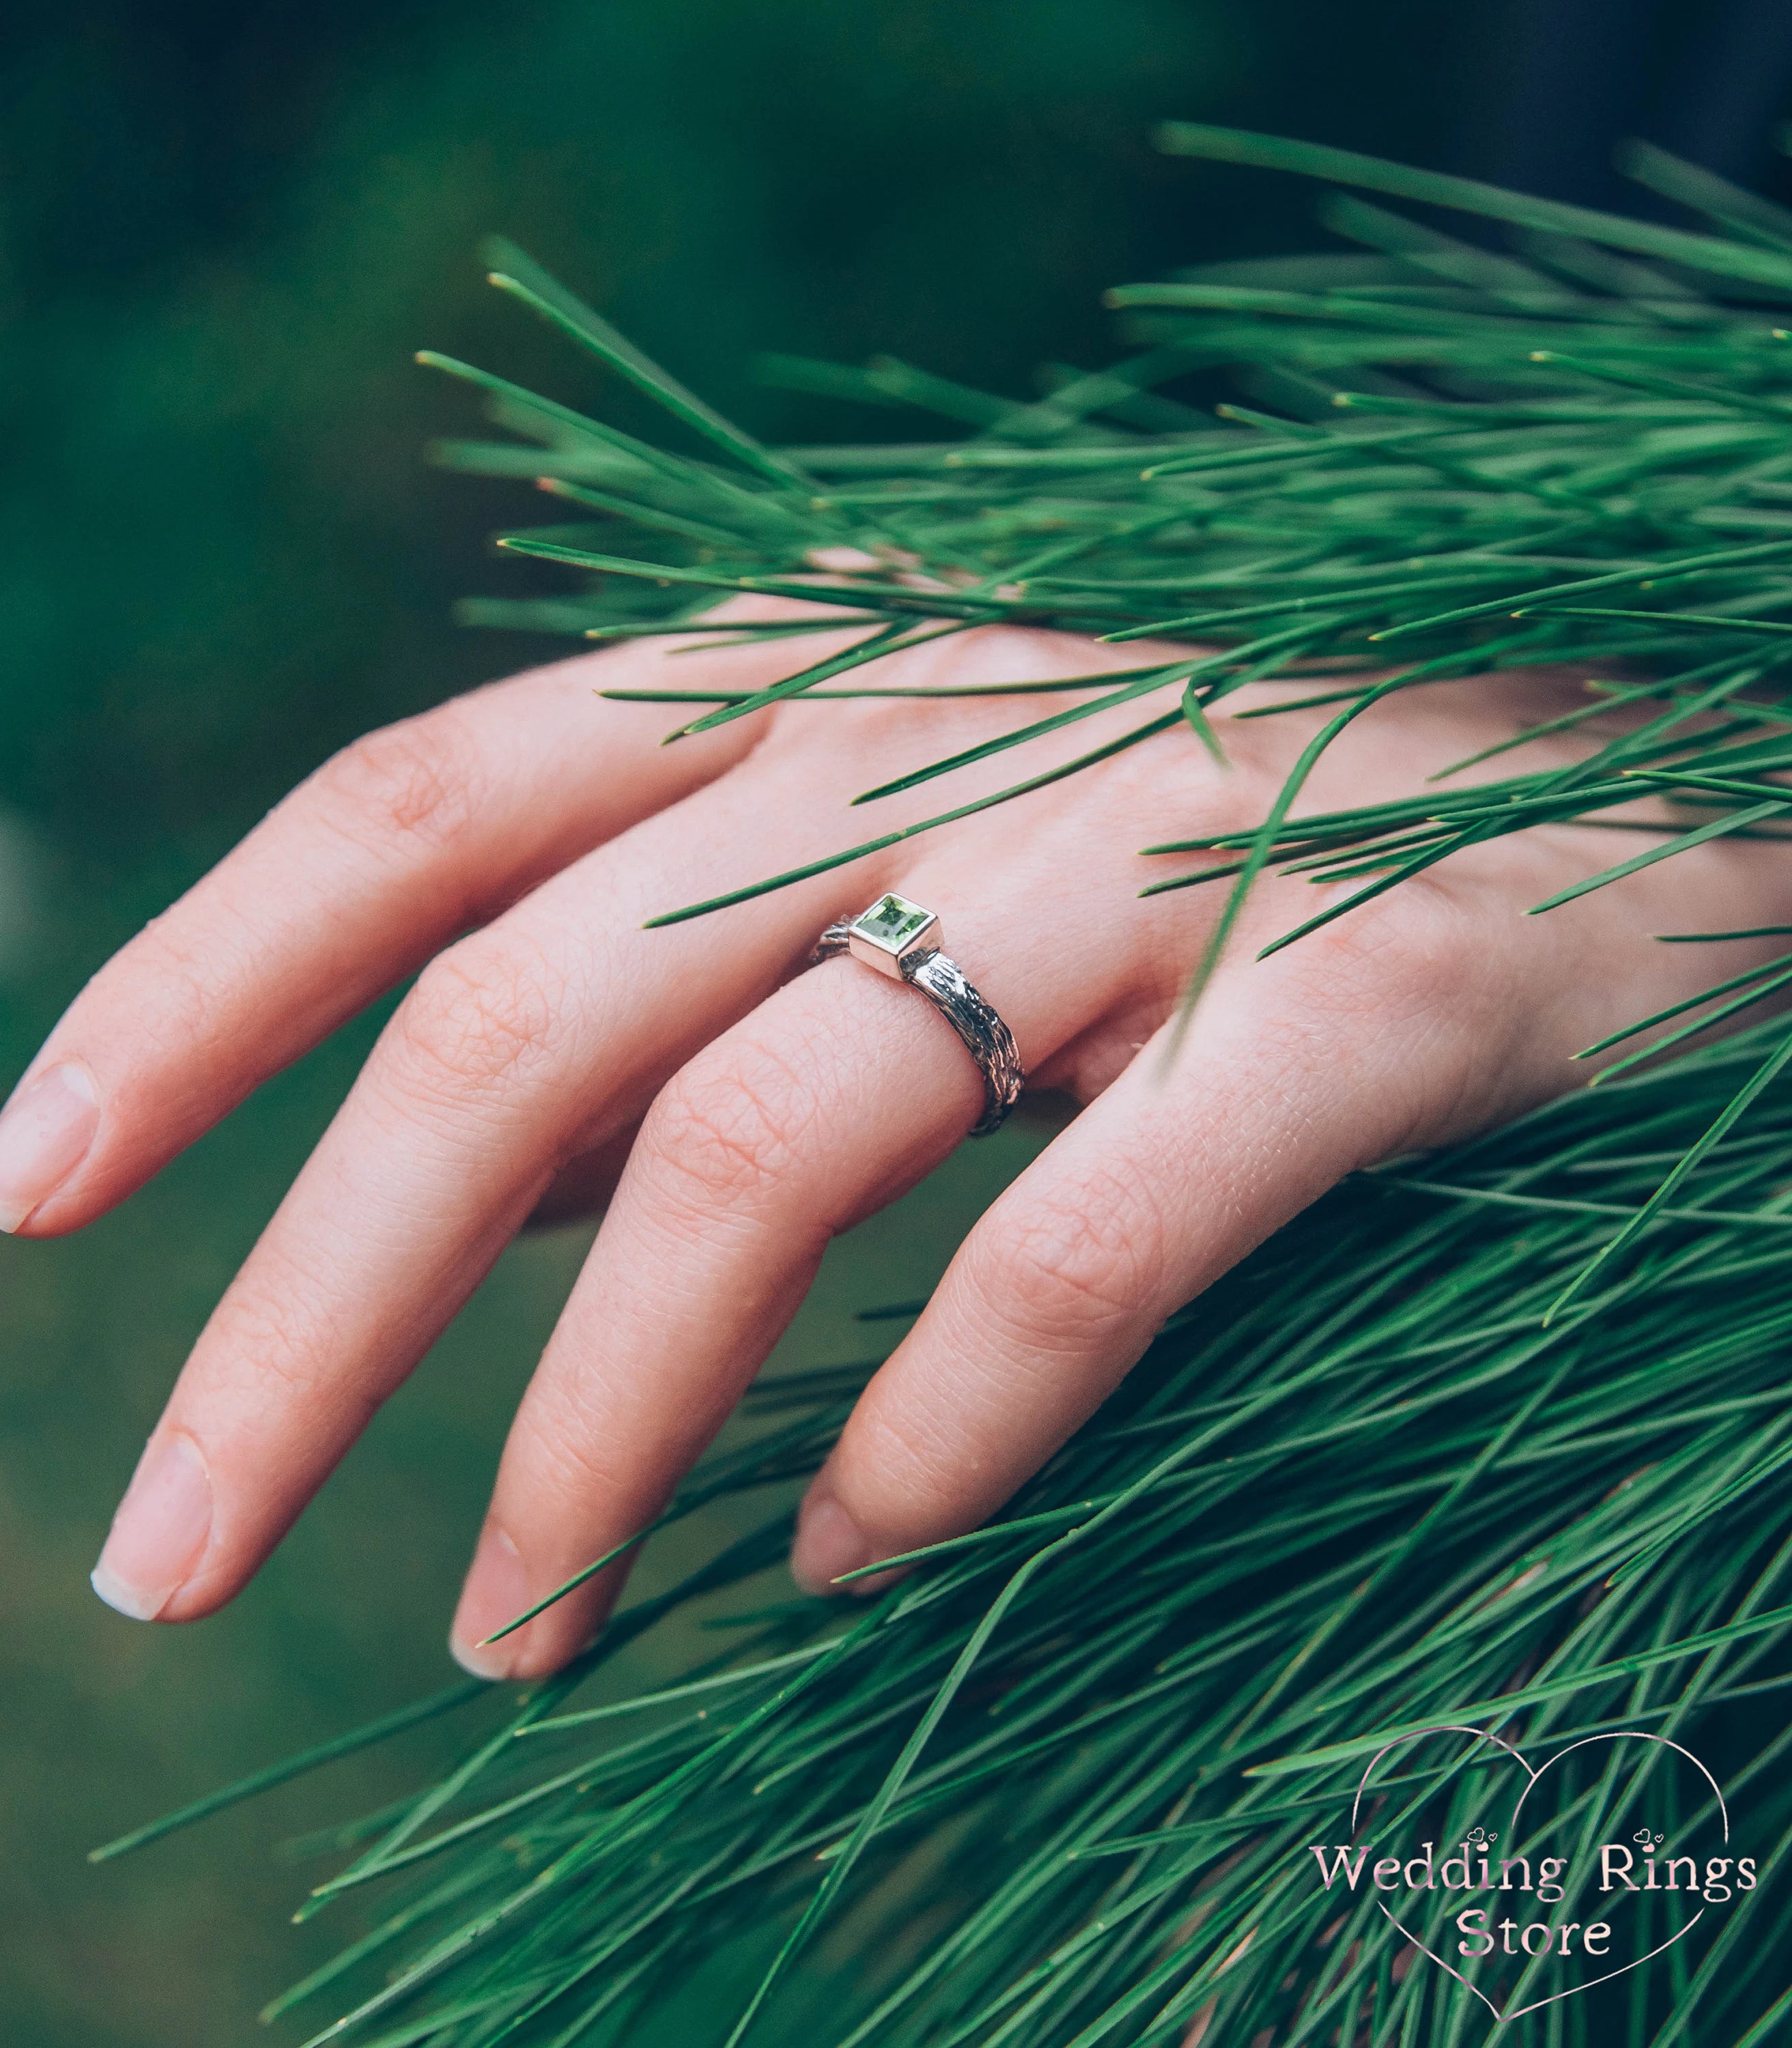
[394,931,565,1092]
[765,622,1115,750]
[96,914,242,1059]
[517,1412,633,1516]
[306,709,484,857]
[844,1398,973,1532]
[1378,874,1488,1012]
[1195,765,1290,849]
[643,1041,818,1214]
[1266,877,1492,1154]
[201,1285,332,1406]
[1281,877,1483,1034]
[982,1165,1165,1336]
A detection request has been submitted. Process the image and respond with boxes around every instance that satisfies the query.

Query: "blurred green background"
[4,1,1792,2038]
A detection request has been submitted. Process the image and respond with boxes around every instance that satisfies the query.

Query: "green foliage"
[0,0,1308,858]
[109,1031,1792,2045]
[102,131,1792,2042]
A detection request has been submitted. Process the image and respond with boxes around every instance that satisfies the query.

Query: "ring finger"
[449,858,1171,1677]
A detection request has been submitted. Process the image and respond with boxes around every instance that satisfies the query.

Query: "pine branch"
[98,131,1792,2046]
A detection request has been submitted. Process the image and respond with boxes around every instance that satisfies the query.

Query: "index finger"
[0,617,858,1237]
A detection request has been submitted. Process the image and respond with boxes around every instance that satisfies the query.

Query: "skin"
[8,601,1791,1678]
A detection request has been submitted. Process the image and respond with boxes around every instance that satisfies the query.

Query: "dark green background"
[2,2,1788,2039]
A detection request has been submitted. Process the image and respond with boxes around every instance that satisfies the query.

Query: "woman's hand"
[4,608,1787,1677]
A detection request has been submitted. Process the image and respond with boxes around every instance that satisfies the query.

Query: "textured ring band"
[810,893,1024,1137]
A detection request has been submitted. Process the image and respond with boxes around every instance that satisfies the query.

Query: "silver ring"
[810,893,1024,1137]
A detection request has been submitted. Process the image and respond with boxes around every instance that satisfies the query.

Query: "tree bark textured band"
[810,894,1025,1137]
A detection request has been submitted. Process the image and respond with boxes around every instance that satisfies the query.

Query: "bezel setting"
[846,892,939,978]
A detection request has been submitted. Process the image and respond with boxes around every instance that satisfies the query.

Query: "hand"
[4,606,1786,1677]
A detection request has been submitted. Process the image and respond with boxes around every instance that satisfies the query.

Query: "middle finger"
[449,846,1174,1676]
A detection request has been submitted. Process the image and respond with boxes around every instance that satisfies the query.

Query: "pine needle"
[96,128,1792,2046]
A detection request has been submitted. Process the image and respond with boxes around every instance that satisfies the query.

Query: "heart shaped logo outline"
[1348,1722,1729,2024]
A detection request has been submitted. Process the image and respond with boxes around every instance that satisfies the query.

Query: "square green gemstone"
[852,893,934,952]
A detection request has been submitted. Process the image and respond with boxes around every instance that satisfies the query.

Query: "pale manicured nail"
[0,1062,100,1233]
[90,1431,214,1621]
[450,1525,530,1679]
[791,1494,876,1597]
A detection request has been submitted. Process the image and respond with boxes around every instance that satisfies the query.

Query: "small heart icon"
[1341,1723,1731,2023]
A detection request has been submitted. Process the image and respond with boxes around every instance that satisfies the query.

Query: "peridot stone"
[851,893,935,952]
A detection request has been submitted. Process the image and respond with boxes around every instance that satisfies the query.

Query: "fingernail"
[450,1525,530,1679]
[90,1431,214,1621]
[0,1062,100,1233]
[791,1494,876,1597]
